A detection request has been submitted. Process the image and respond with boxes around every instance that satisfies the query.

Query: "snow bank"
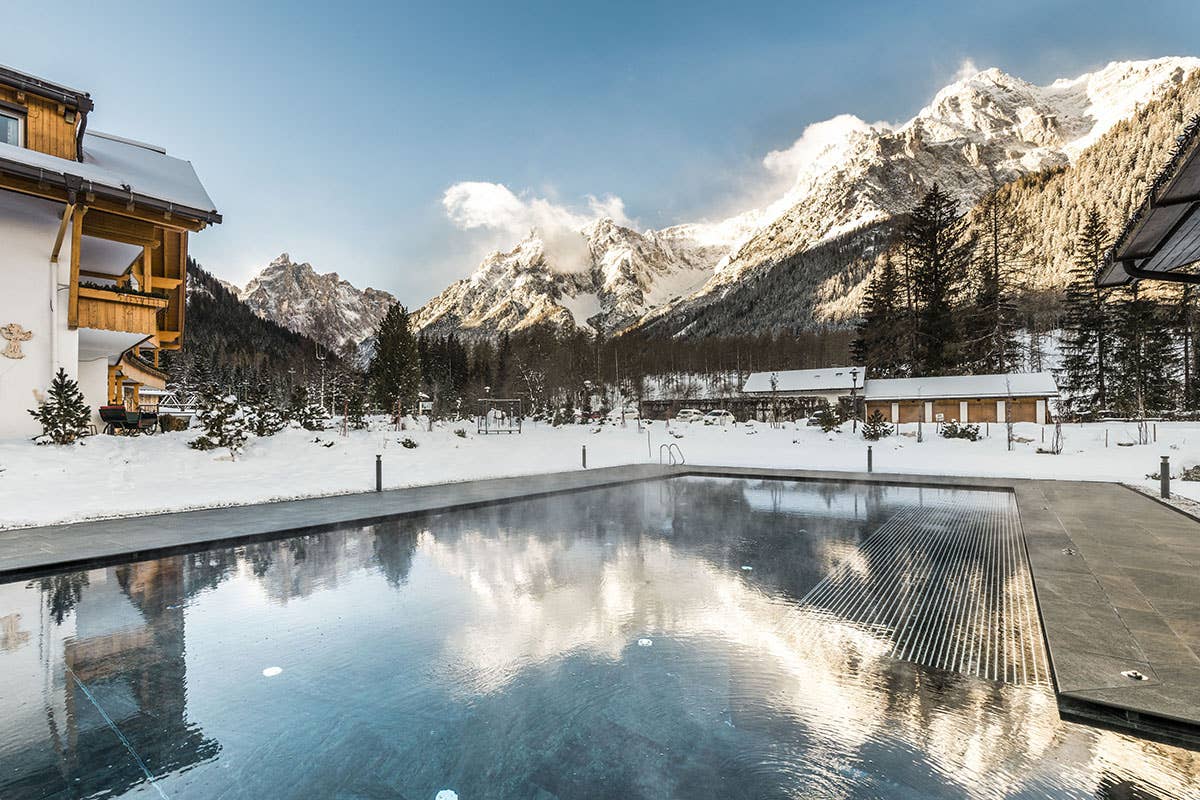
[1,419,1197,530]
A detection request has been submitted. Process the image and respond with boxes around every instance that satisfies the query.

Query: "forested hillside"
[163,260,348,395]
[979,68,1200,292]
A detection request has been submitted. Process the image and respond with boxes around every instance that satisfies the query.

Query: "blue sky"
[5,1,1199,305]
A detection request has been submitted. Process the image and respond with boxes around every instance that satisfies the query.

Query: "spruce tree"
[248,390,286,437]
[964,192,1023,374]
[902,184,973,375]
[347,391,368,430]
[852,253,908,377]
[1111,284,1179,416]
[369,304,422,415]
[189,392,249,459]
[29,368,91,445]
[861,409,894,441]
[1058,208,1111,417]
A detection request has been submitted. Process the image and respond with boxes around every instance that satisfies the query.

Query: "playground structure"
[476,398,523,434]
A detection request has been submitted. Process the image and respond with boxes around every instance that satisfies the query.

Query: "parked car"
[673,408,705,423]
[703,409,736,426]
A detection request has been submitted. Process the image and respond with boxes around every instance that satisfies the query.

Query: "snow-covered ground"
[1,418,1198,530]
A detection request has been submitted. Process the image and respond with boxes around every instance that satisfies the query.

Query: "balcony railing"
[75,286,169,336]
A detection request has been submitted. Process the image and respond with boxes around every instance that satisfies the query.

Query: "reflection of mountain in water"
[0,477,1195,798]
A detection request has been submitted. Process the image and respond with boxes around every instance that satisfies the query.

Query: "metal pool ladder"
[659,443,685,465]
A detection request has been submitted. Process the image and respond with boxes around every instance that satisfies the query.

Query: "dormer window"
[0,107,23,147]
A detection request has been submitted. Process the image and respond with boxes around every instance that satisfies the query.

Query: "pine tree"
[28,368,91,445]
[247,390,286,437]
[347,391,368,430]
[288,385,328,431]
[1058,208,1111,417]
[369,304,421,415]
[964,192,1023,374]
[902,184,973,375]
[189,392,249,459]
[1111,284,1179,416]
[1172,285,1200,410]
[861,409,894,441]
[852,253,908,377]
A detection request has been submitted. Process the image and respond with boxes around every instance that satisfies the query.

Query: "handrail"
[658,443,685,465]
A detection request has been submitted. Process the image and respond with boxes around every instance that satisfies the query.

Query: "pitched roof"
[1098,115,1200,286]
[864,372,1058,400]
[742,367,864,394]
[0,130,219,223]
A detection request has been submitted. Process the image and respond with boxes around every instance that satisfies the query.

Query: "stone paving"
[1,463,1196,746]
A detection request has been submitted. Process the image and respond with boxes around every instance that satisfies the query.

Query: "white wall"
[78,356,110,430]
[0,190,77,439]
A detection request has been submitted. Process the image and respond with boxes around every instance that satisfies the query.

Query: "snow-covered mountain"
[413,56,1200,338]
[412,216,756,336]
[236,253,397,351]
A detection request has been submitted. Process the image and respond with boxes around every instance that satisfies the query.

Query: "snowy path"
[2,419,1198,529]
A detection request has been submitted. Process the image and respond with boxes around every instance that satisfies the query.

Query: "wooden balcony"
[76,286,169,337]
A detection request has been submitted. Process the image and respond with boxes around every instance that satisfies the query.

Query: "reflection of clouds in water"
[414,522,1198,799]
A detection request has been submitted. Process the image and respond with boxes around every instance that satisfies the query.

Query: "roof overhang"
[0,64,93,114]
[0,155,220,228]
[1099,116,1200,287]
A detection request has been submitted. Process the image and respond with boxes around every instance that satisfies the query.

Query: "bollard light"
[376,454,382,492]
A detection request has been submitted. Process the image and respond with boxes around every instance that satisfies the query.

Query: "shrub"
[940,420,980,441]
[28,368,91,445]
[814,403,840,433]
[400,437,418,449]
[861,409,893,441]
[453,428,467,438]
[190,393,249,459]
[248,394,286,437]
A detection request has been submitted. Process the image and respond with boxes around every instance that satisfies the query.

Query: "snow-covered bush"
[248,394,286,437]
[814,403,840,433]
[453,428,467,438]
[861,410,893,441]
[28,368,91,445]
[939,420,980,441]
[190,394,249,459]
[287,386,329,431]
[400,437,418,449]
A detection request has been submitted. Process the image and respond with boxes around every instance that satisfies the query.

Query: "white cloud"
[762,114,884,183]
[442,182,630,274]
[954,58,981,82]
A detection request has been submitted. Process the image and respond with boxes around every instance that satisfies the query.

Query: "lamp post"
[850,368,860,433]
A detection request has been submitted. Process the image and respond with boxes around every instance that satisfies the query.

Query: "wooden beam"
[67,205,87,328]
[82,209,162,248]
[50,202,74,263]
[79,269,123,280]
[142,245,152,294]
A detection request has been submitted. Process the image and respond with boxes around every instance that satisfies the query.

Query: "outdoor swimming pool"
[1,476,1196,798]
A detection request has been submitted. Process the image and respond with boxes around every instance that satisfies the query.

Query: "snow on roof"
[0,130,217,217]
[742,367,865,394]
[864,372,1059,400]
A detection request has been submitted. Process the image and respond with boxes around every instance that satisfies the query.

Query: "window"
[0,109,23,147]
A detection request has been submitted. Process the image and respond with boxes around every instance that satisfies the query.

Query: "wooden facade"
[0,84,78,160]
[866,397,1051,425]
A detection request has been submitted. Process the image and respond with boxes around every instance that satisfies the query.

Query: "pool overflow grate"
[796,492,1049,686]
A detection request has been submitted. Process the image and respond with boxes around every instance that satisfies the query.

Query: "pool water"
[0,477,1196,799]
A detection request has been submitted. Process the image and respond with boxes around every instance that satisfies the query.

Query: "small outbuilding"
[864,372,1058,425]
[740,366,865,419]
